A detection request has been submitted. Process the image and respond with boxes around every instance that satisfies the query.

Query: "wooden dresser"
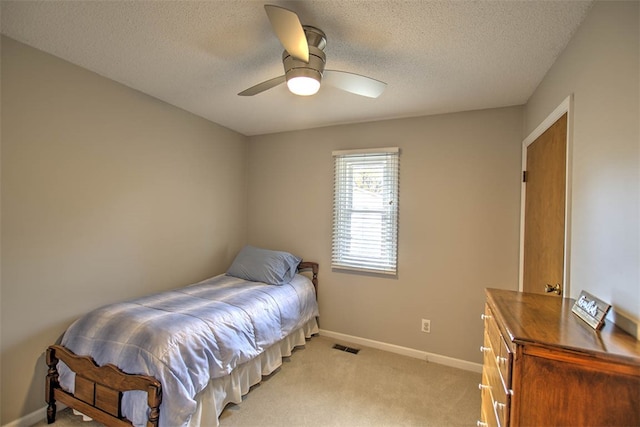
[479,288,640,427]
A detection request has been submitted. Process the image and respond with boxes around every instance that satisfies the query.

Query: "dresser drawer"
[483,305,513,390]
[481,304,513,427]
[479,371,499,427]
[481,335,510,427]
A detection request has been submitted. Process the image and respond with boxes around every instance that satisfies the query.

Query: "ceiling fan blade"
[264,5,309,62]
[238,75,286,96]
[323,70,387,98]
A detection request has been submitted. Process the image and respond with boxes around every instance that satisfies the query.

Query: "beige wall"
[247,106,523,363]
[3,1,636,424]
[0,37,248,424]
[524,1,639,333]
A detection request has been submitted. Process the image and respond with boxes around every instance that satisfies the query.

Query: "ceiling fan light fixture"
[287,75,321,96]
[284,46,325,96]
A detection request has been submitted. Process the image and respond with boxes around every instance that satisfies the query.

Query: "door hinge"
[522,171,527,183]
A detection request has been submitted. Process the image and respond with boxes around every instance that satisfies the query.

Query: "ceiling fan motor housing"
[283,26,327,84]
[283,46,326,83]
[303,25,327,50]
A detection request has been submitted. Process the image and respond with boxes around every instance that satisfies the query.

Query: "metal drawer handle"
[480,346,491,353]
[477,421,488,427]
[494,401,506,412]
[480,314,491,320]
[496,355,508,365]
[478,383,490,391]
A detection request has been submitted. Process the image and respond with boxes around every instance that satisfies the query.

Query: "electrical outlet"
[421,319,431,333]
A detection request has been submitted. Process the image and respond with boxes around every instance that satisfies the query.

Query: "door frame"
[518,94,574,296]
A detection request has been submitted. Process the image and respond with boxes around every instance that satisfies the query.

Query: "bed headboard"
[298,261,318,295]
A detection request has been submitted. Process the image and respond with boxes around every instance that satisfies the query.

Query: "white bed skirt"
[186,317,319,427]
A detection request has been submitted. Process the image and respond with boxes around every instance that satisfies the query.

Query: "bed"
[45,246,319,427]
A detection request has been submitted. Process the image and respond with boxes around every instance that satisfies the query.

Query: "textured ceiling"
[1,1,593,136]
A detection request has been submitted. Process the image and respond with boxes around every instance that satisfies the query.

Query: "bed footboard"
[46,345,162,426]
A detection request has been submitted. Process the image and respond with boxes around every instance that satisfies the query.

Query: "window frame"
[332,147,400,275]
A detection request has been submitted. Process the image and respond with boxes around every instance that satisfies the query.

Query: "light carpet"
[33,335,481,426]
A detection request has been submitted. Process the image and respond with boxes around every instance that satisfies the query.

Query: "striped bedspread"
[58,273,319,427]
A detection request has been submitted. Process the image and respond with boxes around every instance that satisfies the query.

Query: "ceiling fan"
[238,5,387,98]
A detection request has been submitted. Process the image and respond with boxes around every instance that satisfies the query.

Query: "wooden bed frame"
[45,261,319,426]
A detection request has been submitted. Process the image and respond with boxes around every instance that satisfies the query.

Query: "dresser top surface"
[486,288,640,365]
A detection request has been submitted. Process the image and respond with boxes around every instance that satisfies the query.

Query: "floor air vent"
[333,344,360,354]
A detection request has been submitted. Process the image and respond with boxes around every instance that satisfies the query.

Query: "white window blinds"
[332,148,400,275]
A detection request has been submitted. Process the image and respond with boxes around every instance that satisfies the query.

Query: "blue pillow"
[226,246,302,285]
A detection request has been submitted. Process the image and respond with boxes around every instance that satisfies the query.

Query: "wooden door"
[522,113,567,295]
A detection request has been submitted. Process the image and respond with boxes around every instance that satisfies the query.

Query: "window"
[332,148,400,275]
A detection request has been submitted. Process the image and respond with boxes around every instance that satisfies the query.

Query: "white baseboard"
[611,308,639,341]
[3,407,45,427]
[319,329,483,374]
[2,404,67,427]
